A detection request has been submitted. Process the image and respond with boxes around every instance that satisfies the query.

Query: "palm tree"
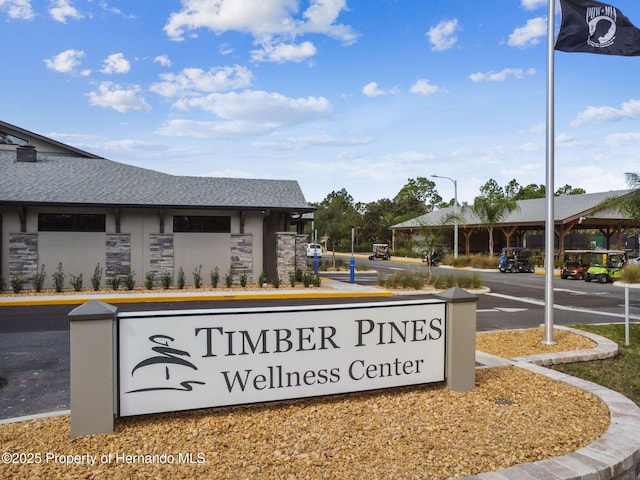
[593,172,640,221]
[470,179,519,257]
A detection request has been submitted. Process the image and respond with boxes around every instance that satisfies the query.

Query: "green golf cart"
[583,249,627,283]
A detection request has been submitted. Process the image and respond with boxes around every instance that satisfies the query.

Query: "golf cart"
[584,249,626,283]
[369,243,391,260]
[561,250,589,280]
[422,245,447,266]
[498,247,535,273]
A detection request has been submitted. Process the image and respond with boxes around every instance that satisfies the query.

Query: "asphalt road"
[1,259,639,420]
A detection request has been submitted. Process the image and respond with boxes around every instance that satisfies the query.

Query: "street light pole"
[431,174,459,259]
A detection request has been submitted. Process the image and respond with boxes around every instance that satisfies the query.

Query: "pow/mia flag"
[556,0,640,56]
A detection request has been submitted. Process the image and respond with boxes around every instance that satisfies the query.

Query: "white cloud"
[252,134,373,150]
[426,19,458,52]
[508,17,546,48]
[470,67,536,82]
[0,0,34,19]
[362,82,387,97]
[49,0,83,23]
[570,99,640,126]
[101,53,131,74]
[156,90,332,137]
[164,0,357,55]
[44,49,85,73]
[521,0,547,10]
[154,55,172,67]
[179,90,331,121]
[605,132,640,145]
[410,79,439,95]
[150,65,253,97]
[251,41,317,63]
[87,82,152,113]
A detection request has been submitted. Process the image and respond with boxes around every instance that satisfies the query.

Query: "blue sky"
[2,0,640,206]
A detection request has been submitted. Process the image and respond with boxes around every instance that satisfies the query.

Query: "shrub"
[210,267,220,288]
[295,268,304,282]
[240,272,248,287]
[52,263,65,292]
[161,271,172,289]
[432,274,454,290]
[33,264,46,292]
[258,272,265,288]
[69,273,83,292]
[225,269,233,288]
[145,272,155,290]
[91,263,103,291]
[0,274,5,292]
[177,267,185,289]
[289,272,296,287]
[10,274,24,294]
[383,271,425,290]
[271,276,281,288]
[125,268,136,290]
[193,265,203,288]
[620,264,640,284]
[109,275,121,290]
[302,272,312,287]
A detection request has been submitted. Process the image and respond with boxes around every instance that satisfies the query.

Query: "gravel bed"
[0,328,610,479]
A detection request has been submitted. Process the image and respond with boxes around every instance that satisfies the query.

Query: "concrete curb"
[470,326,640,480]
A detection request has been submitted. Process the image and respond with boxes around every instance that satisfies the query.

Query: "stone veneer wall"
[149,234,174,286]
[8,233,39,286]
[295,234,308,271]
[105,234,131,282]
[230,234,253,283]
[276,232,296,283]
[276,232,309,283]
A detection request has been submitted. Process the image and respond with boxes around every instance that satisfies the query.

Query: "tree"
[555,184,586,196]
[313,189,360,264]
[470,179,519,257]
[595,172,640,221]
[392,177,442,224]
[505,179,585,200]
[359,198,394,246]
[414,211,462,283]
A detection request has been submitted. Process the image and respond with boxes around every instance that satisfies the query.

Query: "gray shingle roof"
[0,151,313,211]
[392,190,635,229]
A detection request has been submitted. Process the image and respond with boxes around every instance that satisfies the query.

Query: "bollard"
[435,287,478,392]
[349,256,355,284]
[68,300,118,436]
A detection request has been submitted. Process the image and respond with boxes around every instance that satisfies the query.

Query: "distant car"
[628,256,640,265]
[306,243,322,258]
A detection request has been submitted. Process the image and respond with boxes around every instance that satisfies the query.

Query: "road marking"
[477,308,528,313]
[486,292,640,320]
[554,288,588,295]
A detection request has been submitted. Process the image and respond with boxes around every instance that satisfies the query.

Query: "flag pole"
[543,0,556,345]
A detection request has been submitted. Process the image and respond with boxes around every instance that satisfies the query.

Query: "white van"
[306,243,322,258]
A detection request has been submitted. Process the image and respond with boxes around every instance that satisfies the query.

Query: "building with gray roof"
[0,121,314,289]
[391,190,639,255]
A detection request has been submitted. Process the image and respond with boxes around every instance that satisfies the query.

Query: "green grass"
[552,323,640,406]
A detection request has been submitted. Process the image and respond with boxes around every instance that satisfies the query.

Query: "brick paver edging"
[469,326,640,480]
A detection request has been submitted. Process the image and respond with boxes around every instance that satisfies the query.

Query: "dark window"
[38,213,106,232]
[173,215,231,233]
[0,131,28,146]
